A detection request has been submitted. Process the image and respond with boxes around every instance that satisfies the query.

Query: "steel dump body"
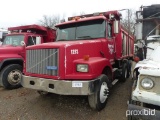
[142,5,160,39]
[8,24,56,43]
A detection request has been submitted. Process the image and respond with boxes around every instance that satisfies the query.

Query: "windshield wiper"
[77,36,93,39]
[147,46,154,50]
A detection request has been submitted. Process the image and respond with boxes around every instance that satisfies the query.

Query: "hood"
[0,45,24,61]
[135,60,160,76]
[134,46,160,76]
[26,39,102,49]
[26,39,104,78]
[0,45,23,54]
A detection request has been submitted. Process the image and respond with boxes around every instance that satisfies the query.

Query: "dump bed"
[8,24,56,42]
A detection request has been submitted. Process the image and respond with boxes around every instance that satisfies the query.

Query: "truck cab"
[0,24,56,89]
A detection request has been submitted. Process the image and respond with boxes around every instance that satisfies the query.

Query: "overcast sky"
[0,0,160,28]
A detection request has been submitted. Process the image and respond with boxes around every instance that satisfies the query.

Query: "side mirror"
[135,23,142,40]
[137,40,145,48]
[113,20,119,34]
[21,41,25,46]
[36,36,41,45]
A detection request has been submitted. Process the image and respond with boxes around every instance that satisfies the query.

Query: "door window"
[27,36,36,46]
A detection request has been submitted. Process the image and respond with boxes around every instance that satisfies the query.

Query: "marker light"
[83,55,89,61]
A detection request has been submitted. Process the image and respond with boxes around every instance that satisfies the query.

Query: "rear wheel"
[127,60,132,78]
[88,74,110,111]
[0,64,22,89]
[119,63,128,82]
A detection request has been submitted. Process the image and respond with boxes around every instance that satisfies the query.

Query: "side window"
[107,23,112,38]
[27,36,36,46]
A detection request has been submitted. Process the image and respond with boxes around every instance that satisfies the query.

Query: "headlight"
[141,78,154,89]
[77,64,88,72]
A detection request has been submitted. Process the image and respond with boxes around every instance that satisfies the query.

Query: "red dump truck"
[0,24,56,89]
[22,11,134,111]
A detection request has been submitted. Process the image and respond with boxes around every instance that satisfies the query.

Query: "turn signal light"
[75,17,80,21]
[134,56,140,63]
[99,13,104,16]
[72,17,80,21]
[83,55,89,61]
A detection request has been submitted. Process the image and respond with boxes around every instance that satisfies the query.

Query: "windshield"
[149,46,160,62]
[56,19,105,41]
[2,35,24,46]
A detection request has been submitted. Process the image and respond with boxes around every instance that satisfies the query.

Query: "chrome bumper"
[21,75,99,95]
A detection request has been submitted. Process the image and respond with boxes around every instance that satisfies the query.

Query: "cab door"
[26,35,42,46]
[107,22,115,65]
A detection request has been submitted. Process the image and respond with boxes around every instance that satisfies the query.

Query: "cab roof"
[55,16,107,27]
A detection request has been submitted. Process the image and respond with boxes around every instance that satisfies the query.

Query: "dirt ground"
[0,75,133,120]
[0,62,135,120]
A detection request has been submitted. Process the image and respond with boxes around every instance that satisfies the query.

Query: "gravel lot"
[0,75,133,120]
[0,63,135,120]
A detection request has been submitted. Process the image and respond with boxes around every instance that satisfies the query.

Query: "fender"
[73,57,112,78]
[0,58,23,70]
[122,59,128,63]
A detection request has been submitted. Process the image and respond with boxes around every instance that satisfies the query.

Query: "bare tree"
[39,15,61,29]
[121,9,136,35]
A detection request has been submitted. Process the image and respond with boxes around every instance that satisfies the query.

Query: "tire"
[119,63,128,82]
[127,60,132,78]
[88,74,110,111]
[0,64,22,89]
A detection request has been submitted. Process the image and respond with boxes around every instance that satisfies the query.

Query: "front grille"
[26,49,58,76]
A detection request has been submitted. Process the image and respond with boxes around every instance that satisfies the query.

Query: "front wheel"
[0,64,22,89]
[88,74,110,111]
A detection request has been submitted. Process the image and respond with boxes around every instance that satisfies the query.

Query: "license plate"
[72,82,83,87]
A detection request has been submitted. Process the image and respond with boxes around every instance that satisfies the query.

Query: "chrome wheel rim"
[8,69,22,85]
[100,82,109,103]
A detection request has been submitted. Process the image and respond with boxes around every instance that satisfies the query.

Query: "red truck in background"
[22,11,134,111]
[0,24,56,89]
